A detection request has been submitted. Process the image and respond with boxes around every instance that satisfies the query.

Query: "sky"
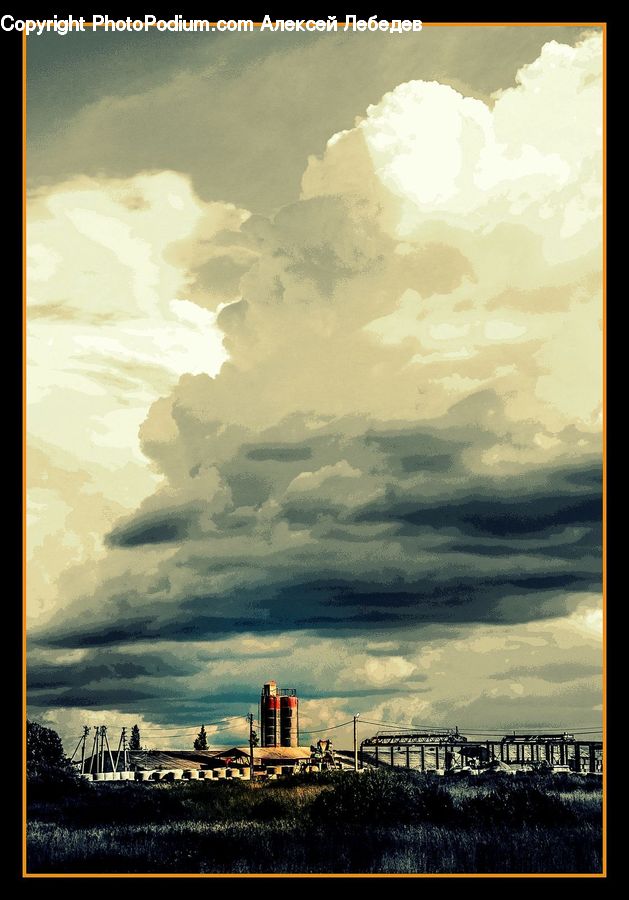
[26,24,603,754]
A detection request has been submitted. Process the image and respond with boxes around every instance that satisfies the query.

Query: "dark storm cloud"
[299,685,428,698]
[435,685,603,730]
[384,495,600,537]
[33,406,601,652]
[107,516,190,547]
[492,662,602,683]
[26,653,427,726]
[107,409,601,543]
[26,647,208,711]
[246,445,313,462]
[28,650,201,690]
[29,687,163,709]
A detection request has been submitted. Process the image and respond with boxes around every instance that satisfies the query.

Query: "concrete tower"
[260,681,299,747]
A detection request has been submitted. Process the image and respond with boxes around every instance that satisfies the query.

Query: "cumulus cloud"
[28,26,589,216]
[28,32,603,744]
[27,172,246,620]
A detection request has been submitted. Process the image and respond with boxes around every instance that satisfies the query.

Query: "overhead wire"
[140,716,247,735]
[359,718,602,735]
[142,725,248,739]
[299,719,355,734]
[80,715,602,741]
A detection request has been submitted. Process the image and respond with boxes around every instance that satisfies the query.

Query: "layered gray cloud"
[34,402,600,649]
[28,612,602,748]
[492,662,602,683]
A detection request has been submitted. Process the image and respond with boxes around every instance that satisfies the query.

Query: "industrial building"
[73,680,314,780]
[78,746,314,780]
[360,730,604,773]
[260,680,299,747]
[68,681,603,782]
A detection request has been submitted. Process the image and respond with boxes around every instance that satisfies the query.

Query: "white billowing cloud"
[298,33,602,438]
[362,79,572,223]
[27,172,248,620]
[35,707,250,755]
[352,656,417,686]
[529,595,603,648]
[304,34,602,261]
[27,171,245,423]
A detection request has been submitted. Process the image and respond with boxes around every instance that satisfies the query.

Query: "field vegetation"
[27,769,602,874]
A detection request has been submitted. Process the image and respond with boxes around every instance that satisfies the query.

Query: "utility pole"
[99,725,105,774]
[103,726,116,774]
[247,713,257,776]
[80,725,89,773]
[114,727,127,773]
[354,713,360,771]
[89,726,98,774]
[69,725,90,773]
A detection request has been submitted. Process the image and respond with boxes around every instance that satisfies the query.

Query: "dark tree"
[26,720,75,781]
[129,724,141,751]
[194,724,208,751]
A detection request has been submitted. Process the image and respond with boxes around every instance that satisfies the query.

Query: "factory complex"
[70,680,603,783]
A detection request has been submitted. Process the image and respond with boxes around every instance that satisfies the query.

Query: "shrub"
[26,720,81,800]
[310,769,454,824]
[461,780,575,826]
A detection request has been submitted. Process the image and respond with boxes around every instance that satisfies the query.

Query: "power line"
[142,723,248,739]
[560,730,603,735]
[300,719,355,734]
[133,719,604,736]
[140,717,246,735]
[78,715,603,742]
[360,719,603,735]
[146,717,241,730]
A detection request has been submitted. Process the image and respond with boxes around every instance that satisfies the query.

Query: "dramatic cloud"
[28,26,589,216]
[35,408,600,648]
[29,598,602,750]
[27,30,603,750]
[27,172,245,619]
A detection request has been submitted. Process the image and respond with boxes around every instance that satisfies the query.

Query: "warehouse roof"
[83,750,217,771]
[204,746,312,762]
[246,746,312,761]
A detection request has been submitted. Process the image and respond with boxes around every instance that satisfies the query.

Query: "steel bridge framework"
[360,731,603,773]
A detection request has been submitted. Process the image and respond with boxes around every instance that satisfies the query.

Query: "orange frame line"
[21,21,607,879]
[34,20,607,28]
[23,873,606,880]
[22,25,27,882]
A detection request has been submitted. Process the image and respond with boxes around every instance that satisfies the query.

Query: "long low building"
[81,746,313,773]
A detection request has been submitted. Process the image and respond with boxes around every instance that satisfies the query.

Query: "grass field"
[26,770,603,875]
